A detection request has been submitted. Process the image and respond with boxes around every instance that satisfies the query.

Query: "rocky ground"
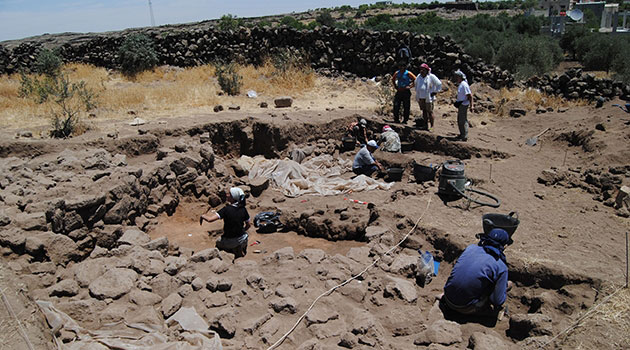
[1,90,629,350]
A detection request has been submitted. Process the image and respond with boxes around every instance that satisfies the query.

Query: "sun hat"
[367,140,379,149]
[382,125,392,132]
[230,187,245,202]
[480,228,509,247]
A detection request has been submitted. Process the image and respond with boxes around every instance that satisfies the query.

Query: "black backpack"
[254,211,284,234]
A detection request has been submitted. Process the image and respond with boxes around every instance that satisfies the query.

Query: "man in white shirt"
[415,63,442,130]
[454,69,473,142]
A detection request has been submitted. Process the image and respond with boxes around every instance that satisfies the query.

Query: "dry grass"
[494,87,586,117]
[0,60,317,133]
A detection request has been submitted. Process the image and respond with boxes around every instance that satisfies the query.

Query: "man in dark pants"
[441,228,512,318]
[391,62,416,124]
[352,140,384,177]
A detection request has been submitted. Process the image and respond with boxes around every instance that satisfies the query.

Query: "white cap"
[367,140,378,148]
[230,187,244,201]
[360,118,367,126]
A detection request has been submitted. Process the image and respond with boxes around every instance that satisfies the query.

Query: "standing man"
[415,63,442,130]
[441,228,511,317]
[391,62,417,124]
[454,69,473,141]
[352,140,385,176]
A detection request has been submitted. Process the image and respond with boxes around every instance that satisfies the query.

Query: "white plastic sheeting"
[240,154,393,197]
[36,301,222,350]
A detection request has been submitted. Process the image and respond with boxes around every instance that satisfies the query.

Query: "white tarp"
[36,301,222,350]
[240,154,393,197]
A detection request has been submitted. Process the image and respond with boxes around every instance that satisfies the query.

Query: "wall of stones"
[0,26,513,88]
[526,68,630,101]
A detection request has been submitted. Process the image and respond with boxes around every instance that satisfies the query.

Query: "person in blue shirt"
[352,140,384,176]
[442,228,511,317]
[391,62,417,124]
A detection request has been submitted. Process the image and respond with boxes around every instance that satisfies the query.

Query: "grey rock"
[206,277,232,292]
[414,320,462,346]
[305,305,338,326]
[49,279,80,297]
[389,254,418,278]
[273,247,295,260]
[270,297,297,314]
[191,277,205,291]
[164,256,187,275]
[160,293,183,318]
[468,331,512,350]
[210,308,237,338]
[143,236,169,255]
[45,234,79,265]
[298,248,325,264]
[14,212,48,231]
[118,228,151,246]
[190,247,220,262]
[150,273,181,298]
[384,276,417,303]
[89,268,137,300]
[129,289,162,306]
[246,272,267,290]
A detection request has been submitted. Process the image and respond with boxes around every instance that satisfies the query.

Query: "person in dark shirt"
[442,228,511,317]
[200,187,251,258]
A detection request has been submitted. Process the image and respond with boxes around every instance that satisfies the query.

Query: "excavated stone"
[89,268,137,300]
[246,272,267,290]
[389,254,418,278]
[161,292,183,318]
[270,297,298,314]
[468,331,513,350]
[129,289,163,306]
[305,305,339,326]
[164,256,187,275]
[274,96,293,108]
[509,313,553,339]
[49,279,80,297]
[384,277,417,303]
[14,212,47,231]
[210,308,237,338]
[206,277,232,292]
[45,234,79,265]
[414,320,462,346]
[150,273,181,298]
[273,246,295,260]
[118,228,151,246]
[297,248,326,264]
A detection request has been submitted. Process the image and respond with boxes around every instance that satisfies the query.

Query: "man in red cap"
[414,63,442,131]
[379,125,401,152]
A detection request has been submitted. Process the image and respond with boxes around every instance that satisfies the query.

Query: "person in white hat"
[200,187,250,258]
[453,69,473,141]
[352,140,385,176]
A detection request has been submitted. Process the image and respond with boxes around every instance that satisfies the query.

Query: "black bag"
[254,211,284,234]
[454,101,462,108]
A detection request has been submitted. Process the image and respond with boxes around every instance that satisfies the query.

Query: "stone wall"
[526,68,630,101]
[0,26,513,88]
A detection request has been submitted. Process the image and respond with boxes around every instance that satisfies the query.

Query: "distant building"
[574,1,620,31]
[537,0,572,16]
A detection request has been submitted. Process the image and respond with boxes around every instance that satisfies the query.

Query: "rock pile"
[527,68,630,101]
[0,26,513,88]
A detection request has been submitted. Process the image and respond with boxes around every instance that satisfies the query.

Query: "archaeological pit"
[0,104,628,349]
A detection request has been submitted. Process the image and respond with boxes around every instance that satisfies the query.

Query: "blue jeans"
[353,164,378,176]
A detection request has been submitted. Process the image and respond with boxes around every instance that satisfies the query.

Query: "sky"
[0,0,423,42]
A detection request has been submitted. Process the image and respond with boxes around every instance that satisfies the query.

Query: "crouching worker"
[200,187,250,258]
[441,228,511,318]
[352,140,385,176]
[379,125,401,153]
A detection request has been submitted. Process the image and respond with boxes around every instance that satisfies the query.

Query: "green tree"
[316,10,335,27]
[118,34,158,77]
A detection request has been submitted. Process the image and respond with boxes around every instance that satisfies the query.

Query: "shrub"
[34,48,62,77]
[280,16,306,29]
[118,34,158,77]
[316,10,335,27]
[375,79,394,115]
[218,14,242,31]
[215,62,242,95]
[19,71,97,138]
[560,25,590,60]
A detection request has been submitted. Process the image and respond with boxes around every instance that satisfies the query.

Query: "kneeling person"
[352,140,384,176]
[442,228,511,317]
[200,187,250,258]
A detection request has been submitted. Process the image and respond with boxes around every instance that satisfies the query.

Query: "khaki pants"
[418,99,434,127]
